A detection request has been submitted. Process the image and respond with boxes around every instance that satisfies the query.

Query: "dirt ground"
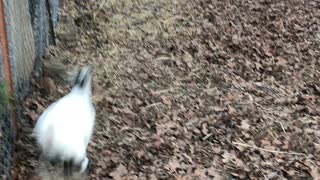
[11,0,320,179]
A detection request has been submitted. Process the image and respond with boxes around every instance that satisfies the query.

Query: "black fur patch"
[74,69,82,86]
[79,77,86,88]
[74,69,88,88]
[74,67,92,88]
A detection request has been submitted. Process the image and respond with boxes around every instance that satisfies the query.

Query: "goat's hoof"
[85,159,92,174]
[49,158,59,166]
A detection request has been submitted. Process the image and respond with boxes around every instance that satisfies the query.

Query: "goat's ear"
[74,66,93,88]
[74,68,82,86]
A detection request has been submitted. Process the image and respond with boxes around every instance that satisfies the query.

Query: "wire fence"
[0,50,15,180]
[0,110,14,179]
[0,0,60,178]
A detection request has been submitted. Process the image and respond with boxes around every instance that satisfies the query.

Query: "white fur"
[33,67,95,173]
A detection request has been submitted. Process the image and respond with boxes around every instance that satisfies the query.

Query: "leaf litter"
[11,0,320,179]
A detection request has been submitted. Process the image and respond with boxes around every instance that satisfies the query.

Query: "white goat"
[33,66,95,177]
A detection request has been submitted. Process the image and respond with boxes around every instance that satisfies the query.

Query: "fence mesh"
[0,110,14,179]
[0,47,15,179]
[0,0,60,178]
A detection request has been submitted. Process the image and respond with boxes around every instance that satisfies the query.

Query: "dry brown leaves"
[11,0,320,179]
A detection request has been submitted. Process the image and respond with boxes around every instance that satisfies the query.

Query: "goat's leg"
[49,156,59,166]
[39,153,54,172]
[87,158,92,173]
[63,160,73,177]
[80,156,89,173]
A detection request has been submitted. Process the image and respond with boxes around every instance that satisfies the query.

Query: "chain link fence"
[0,0,60,178]
[0,49,15,180]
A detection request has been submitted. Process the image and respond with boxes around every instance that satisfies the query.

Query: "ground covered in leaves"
[11,0,320,179]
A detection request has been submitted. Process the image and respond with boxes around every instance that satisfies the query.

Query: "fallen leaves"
[161,95,172,106]
[275,57,287,66]
[239,120,250,130]
[11,0,320,179]
[165,159,180,173]
[109,164,128,180]
[38,77,57,95]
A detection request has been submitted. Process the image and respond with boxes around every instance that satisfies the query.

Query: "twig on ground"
[93,0,106,20]
[144,102,162,110]
[232,141,317,166]
[202,132,213,141]
[279,121,286,133]
[151,88,176,95]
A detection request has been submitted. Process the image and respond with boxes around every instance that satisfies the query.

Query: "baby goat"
[33,66,95,177]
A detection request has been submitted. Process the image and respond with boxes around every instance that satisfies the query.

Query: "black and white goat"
[33,66,95,177]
